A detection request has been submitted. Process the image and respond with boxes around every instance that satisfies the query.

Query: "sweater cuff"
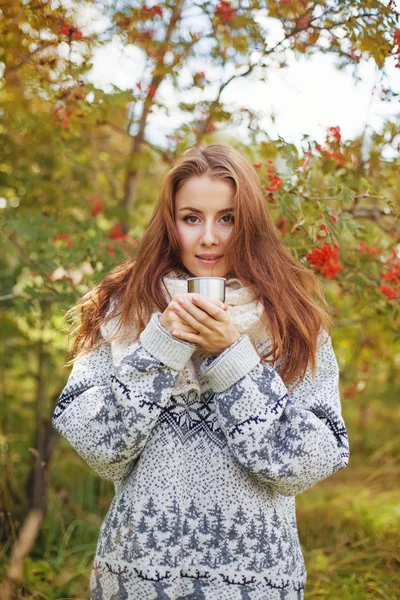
[139,312,197,371]
[200,334,261,393]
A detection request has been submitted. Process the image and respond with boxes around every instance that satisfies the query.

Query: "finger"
[189,294,226,312]
[174,293,225,311]
[172,328,201,344]
[174,300,209,331]
[177,322,200,334]
[187,295,225,321]
[169,302,199,331]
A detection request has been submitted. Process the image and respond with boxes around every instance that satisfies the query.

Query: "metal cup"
[187,277,226,302]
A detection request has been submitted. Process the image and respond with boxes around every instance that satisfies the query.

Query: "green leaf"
[291,218,305,234]
[360,178,371,190]
[339,186,356,207]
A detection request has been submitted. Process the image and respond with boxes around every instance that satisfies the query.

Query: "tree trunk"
[24,302,59,514]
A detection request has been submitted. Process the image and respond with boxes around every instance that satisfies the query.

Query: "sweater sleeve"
[199,331,350,497]
[52,312,196,484]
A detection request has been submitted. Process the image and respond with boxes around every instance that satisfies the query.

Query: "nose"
[200,220,220,246]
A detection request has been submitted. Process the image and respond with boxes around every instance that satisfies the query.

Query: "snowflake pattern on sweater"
[52,310,350,600]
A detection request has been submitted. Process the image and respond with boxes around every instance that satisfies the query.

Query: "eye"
[221,214,234,223]
[183,215,200,224]
[183,214,234,224]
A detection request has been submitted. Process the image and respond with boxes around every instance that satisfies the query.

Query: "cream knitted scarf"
[102,269,275,398]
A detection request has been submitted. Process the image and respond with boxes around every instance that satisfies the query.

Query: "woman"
[52,144,350,600]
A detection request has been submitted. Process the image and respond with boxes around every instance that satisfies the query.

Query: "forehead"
[175,176,235,208]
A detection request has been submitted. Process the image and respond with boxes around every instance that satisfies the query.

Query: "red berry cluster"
[316,224,329,239]
[330,211,339,224]
[50,104,72,130]
[59,22,83,39]
[100,225,137,256]
[141,4,163,18]
[136,81,157,98]
[53,233,72,247]
[265,162,284,195]
[380,248,400,299]
[88,196,104,216]
[253,159,283,202]
[276,217,288,236]
[306,242,344,279]
[316,126,344,166]
[328,126,341,143]
[359,240,377,256]
[215,1,235,22]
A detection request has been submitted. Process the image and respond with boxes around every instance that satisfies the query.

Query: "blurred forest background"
[1,0,400,598]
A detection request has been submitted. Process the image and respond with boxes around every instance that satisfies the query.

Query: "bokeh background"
[1,0,400,598]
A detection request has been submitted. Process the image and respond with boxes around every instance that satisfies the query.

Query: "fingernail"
[192,295,199,301]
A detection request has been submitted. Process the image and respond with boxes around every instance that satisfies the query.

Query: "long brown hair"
[65,143,332,390]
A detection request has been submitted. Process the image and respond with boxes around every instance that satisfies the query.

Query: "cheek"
[176,225,194,251]
[219,228,233,246]
[176,225,190,254]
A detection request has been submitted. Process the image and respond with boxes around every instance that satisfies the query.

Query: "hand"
[170,293,241,355]
[159,293,228,339]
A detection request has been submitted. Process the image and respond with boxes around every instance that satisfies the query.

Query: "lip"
[196,255,223,265]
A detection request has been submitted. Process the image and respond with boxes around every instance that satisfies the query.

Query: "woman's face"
[174,175,235,278]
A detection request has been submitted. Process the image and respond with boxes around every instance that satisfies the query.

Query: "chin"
[192,265,228,278]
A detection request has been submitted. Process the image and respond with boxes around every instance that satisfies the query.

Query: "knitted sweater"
[52,289,350,600]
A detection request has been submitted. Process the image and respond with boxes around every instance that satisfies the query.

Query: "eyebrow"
[179,207,234,213]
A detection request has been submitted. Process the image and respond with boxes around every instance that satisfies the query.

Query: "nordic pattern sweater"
[52,311,350,600]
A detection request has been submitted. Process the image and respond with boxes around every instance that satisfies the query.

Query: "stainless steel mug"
[187,277,226,303]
